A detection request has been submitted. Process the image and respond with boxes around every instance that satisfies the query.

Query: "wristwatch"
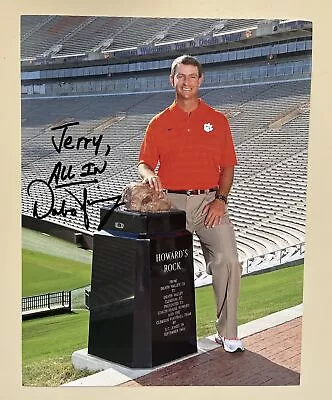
[215,193,228,204]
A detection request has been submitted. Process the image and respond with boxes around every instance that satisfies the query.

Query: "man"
[138,55,244,353]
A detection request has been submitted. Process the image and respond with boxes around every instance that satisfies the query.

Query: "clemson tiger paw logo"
[203,123,214,133]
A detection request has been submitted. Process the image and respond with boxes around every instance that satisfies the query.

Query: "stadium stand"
[21,17,266,59]
[21,16,89,58]
[21,16,311,279]
[21,81,310,267]
[56,17,135,55]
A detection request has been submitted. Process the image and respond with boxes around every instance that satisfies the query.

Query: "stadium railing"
[22,58,311,97]
[22,290,72,316]
[21,38,312,80]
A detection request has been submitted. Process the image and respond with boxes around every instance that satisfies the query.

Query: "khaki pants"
[166,191,242,338]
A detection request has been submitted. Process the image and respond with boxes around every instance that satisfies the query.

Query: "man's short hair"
[170,55,203,78]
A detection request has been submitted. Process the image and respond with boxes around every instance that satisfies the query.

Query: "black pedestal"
[87,207,197,368]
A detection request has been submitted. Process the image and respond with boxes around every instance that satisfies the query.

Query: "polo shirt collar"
[169,99,204,115]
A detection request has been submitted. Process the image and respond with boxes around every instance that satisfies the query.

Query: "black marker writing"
[48,161,76,185]
[97,196,125,231]
[28,121,117,231]
[27,179,124,231]
[51,121,105,156]
[80,160,107,177]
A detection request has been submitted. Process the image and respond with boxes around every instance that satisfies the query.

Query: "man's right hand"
[143,175,162,192]
[138,163,163,192]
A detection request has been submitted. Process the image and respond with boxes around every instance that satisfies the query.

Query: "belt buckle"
[186,189,193,196]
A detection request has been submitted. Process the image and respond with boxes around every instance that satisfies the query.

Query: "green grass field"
[22,228,92,296]
[22,249,92,296]
[22,265,304,386]
[196,264,303,337]
[22,228,92,264]
[23,265,304,362]
[23,311,89,364]
[21,227,304,386]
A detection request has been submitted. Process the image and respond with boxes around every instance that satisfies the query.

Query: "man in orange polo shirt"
[138,55,244,353]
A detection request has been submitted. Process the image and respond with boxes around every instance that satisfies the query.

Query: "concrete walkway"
[63,304,302,387]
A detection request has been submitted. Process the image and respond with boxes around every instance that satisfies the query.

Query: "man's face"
[169,63,203,101]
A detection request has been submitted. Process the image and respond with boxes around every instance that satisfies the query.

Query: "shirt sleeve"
[138,120,159,170]
[220,115,238,167]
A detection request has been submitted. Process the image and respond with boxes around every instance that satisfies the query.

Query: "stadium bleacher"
[21,16,311,278]
[21,16,265,59]
[21,81,310,264]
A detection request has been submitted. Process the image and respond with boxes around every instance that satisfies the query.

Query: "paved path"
[64,304,302,386]
[119,317,301,386]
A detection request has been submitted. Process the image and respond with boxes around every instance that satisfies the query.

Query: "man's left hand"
[202,199,226,228]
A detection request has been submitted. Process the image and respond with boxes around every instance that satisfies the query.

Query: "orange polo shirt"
[138,99,237,190]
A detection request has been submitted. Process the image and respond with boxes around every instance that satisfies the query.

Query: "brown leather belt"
[166,187,218,195]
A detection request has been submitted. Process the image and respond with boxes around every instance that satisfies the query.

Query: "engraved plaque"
[88,208,197,368]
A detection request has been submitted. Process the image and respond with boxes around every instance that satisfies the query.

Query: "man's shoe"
[215,333,245,353]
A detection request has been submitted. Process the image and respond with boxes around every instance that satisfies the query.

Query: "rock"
[122,182,171,212]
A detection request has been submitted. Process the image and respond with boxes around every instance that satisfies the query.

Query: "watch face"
[216,194,227,204]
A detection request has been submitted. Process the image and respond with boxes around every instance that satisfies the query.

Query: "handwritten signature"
[26,121,124,231]
[27,179,124,231]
